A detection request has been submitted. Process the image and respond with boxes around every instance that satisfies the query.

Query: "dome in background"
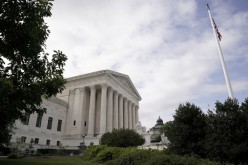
[156,116,163,126]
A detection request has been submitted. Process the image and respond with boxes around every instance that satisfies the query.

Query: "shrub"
[100,128,145,147]
[0,146,11,156]
[82,145,143,163]
[106,149,226,165]
[106,149,157,165]
[7,153,18,159]
[83,145,226,165]
[95,147,122,163]
[34,153,43,157]
[37,148,79,156]
[82,145,107,161]
[119,147,139,157]
[144,154,226,165]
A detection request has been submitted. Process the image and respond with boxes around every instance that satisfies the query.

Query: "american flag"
[212,18,222,41]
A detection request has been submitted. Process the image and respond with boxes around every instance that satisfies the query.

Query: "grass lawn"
[0,156,97,165]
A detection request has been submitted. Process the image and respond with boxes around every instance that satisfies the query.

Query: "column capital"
[69,89,75,95]
[113,90,119,94]
[108,87,113,93]
[101,84,108,90]
[90,85,96,91]
[119,94,123,99]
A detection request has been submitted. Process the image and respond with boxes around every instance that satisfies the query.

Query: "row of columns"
[87,84,139,136]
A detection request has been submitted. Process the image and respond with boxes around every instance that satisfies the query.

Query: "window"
[57,120,62,132]
[57,141,60,146]
[22,114,30,125]
[47,117,53,130]
[34,138,39,144]
[36,114,42,128]
[21,136,26,143]
[73,120,76,126]
[84,121,86,126]
[46,139,50,145]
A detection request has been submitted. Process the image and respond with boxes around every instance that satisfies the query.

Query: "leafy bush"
[37,148,79,156]
[119,147,139,156]
[7,153,18,159]
[82,145,142,163]
[144,154,211,165]
[95,147,122,162]
[106,149,155,165]
[100,128,145,147]
[0,146,11,156]
[82,145,107,161]
[34,153,43,157]
[107,150,226,165]
[83,145,227,165]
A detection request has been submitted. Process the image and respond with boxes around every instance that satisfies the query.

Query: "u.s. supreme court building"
[11,70,143,148]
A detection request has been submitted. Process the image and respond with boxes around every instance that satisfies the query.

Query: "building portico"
[57,70,141,139]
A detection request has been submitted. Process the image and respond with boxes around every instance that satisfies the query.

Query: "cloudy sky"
[45,0,248,129]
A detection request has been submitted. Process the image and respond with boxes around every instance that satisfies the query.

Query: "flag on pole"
[212,18,222,41]
[206,3,234,99]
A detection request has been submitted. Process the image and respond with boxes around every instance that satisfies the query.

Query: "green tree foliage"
[161,103,207,157]
[0,0,67,147]
[206,98,248,164]
[100,129,145,147]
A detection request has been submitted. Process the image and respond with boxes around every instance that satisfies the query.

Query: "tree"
[0,0,67,147]
[161,103,207,157]
[100,129,145,147]
[205,98,248,164]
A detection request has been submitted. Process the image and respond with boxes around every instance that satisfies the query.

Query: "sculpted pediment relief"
[110,73,141,100]
[65,70,141,100]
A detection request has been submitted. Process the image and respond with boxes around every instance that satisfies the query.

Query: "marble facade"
[11,70,142,147]
[57,70,142,139]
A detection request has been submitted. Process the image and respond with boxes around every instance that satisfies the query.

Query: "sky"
[45,0,248,129]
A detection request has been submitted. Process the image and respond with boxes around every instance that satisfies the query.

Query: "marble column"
[128,101,132,129]
[135,106,139,124]
[100,84,107,134]
[124,98,128,129]
[132,103,136,129]
[79,87,86,135]
[113,91,119,129]
[118,95,123,128]
[88,86,96,136]
[107,88,113,132]
[65,89,75,135]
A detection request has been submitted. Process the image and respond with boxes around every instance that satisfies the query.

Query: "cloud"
[45,0,248,129]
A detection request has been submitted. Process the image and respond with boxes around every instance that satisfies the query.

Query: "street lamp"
[82,134,85,145]
[79,134,86,154]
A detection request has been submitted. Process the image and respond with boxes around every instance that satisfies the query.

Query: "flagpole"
[206,4,234,99]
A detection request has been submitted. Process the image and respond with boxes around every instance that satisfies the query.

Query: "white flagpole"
[206,4,234,99]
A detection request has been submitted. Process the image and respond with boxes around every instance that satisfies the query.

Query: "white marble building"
[11,70,142,148]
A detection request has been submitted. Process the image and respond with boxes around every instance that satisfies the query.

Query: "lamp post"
[79,134,86,154]
[82,134,85,146]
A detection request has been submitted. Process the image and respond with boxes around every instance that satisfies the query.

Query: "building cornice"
[45,96,69,107]
[65,70,142,101]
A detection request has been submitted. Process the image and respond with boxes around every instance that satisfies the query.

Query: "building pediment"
[106,70,141,101]
[65,70,142,101]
